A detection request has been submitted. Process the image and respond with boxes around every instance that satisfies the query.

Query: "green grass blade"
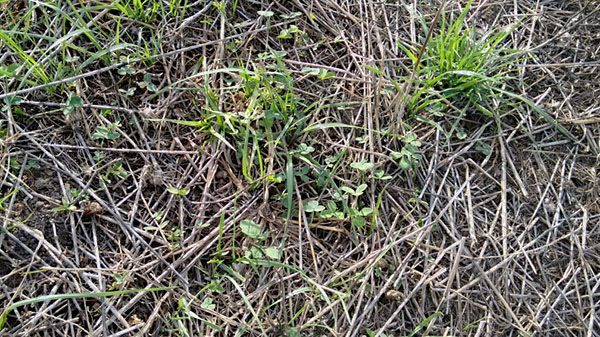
[0,287,175,330]
[365,66,403,91]
[407,311,443,337]
[224,275,267,336]
[493,87,576,141]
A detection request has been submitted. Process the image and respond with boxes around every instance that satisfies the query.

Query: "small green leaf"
[257,10,273,17]
[68,95,83,107]
[359,207,373,216]
[64,94,83,115]
[93,151,106,162]
[457,127,467,140]
[374,170,392,180]
[390,151,402,159]
[355,184,368,195]
[297,143,315,154]
[266,175,282,183]
[207,280,224,293]
[301,67,333,80]
[24,160,40,170]
[355,135,369,144]
[92,126,121,140]
[200,297,216,310]
[118,66,135,75]
[167,186,190,195]
[352,216,366,228]
[289,25,302,34]
[3,96,22,106]
[332,191,347,200]
[404,133,417,143]
[340,186,356,195]
[248,246,263,258]
[476,143,491,155]
[264,247,281,260]
[301,67,321,75]
[51,197,76,212]
[350,159,374,172]
[119,87,136,96]
[278,29,292,39]
[303,200,325,212]
[399,157,412,171]
[319,210,332,218]
[240,219,262,239]
[318,69,334,79]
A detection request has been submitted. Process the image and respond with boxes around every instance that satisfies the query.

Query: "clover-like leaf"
[301,67,321,76]
[352,216,366,228]
[341,186,356,195]
[390,151,402,159]
[200,297,215,310]
[118,66,135,76]
[374,170,392,180]
[359,207,373,216]
[68,95,83,107]
[399,156,412,171]
[331,191,347,200]
[297,143,315,154]
[64,94,83,115]
[303,200,325,212]
[355,184,368,195]
[350,159,374,172]
[92,126,120,140]
[341,184,368,197]
[247,246,263,258]
[476,143,491,155]
[3,96,22,106]
[257,10,274,17]
[278,29,292,39]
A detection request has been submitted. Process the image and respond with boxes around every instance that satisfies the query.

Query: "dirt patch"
[0,166,72,285]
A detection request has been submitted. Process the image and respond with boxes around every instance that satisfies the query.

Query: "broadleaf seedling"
[51,197,77,212]
[341,184,368,197]
[240,219,268,240]
[303,200,325,212]
[319,200,344,219]
[350,159,374,173]
[117,65,135,76]
[64,94,83,115]
[374,169,392,180]
[391,132,422,171]
[92,124,121,140]
[476,143,491,155]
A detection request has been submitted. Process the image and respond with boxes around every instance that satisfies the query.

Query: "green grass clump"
[399,0,523,118]
[0,0,169,93]
[370,0,573,140]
